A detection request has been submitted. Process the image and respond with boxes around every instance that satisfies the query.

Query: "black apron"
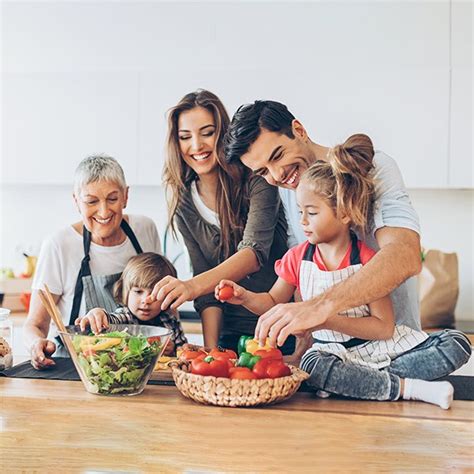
[69,219,143,324]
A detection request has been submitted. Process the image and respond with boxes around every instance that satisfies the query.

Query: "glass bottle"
[0,308,13,369]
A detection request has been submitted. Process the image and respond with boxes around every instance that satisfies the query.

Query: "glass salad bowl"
[59,324,172,396]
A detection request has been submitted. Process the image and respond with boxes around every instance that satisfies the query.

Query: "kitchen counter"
[1,377,472,472]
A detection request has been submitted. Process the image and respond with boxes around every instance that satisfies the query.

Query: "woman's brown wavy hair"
[301,134,375,232]
[163,89,250,260]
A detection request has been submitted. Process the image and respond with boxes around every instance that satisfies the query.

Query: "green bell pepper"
[237,335,253,355]
[236,352,261,370]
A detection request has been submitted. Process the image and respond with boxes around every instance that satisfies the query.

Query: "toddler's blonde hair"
[113,252,177,305]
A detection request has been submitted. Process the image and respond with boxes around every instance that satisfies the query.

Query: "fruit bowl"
[60,324,172,396]
[171,360,309,407]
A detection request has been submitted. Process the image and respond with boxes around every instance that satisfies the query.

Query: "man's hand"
[30,338,56,370]
[255,297,333,348]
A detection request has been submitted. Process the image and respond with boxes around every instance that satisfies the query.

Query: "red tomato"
[266,361,292,379]
[147,336,162,345]
[218,286,234,301]
[191,357,229,378]
[82,348,96,358]
[252,358,273,379]
[229,367,258,380]
[179,349,207,361]
[208,359,230,378]
[254,348,283,360]
[209,347,238,361]
[191,359,212,376]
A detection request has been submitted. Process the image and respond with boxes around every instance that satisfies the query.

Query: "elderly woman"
[23,155,161,369]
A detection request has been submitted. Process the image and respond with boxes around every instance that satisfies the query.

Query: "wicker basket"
[171,361,310,407]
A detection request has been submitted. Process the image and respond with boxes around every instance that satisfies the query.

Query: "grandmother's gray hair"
[74,154,127,195]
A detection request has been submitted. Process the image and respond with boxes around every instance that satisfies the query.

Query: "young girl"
[216,134,457,409]
[76,252,187,356]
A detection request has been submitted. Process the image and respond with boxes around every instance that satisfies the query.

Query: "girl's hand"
[146,276,198,311]
[214,280,247,305]
[74,308,109,334]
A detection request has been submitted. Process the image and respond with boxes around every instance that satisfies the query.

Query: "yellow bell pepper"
[245,338,272,355]
[90,337,122,351]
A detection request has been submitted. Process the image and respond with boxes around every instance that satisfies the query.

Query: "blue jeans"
[300,330,472,401]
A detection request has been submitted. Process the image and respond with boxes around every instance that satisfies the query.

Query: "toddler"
[76,252,187,356]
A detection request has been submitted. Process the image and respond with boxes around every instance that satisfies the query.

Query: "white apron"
[300,234,428,369]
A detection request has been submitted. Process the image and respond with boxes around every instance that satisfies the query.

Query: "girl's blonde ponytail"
[302,134,375,232]
[328,134,375,230]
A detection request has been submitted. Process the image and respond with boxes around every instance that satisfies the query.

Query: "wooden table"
[1,377,473,472]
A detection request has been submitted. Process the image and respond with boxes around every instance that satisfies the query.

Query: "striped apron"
[300,234,428,369]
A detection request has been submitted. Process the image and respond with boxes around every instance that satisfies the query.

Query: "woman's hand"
[147,276,198,311]
[214,280,248,306]
[30,338,57,370]
[74,308,109,334]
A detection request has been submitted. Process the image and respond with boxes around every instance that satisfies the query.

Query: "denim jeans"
[300,329,472,401]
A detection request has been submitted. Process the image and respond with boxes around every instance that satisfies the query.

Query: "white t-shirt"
[32,215,162,331]
[279,151,422,331]
[191,181,220,228]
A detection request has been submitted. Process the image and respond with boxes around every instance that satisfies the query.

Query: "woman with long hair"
[149,90,294,353]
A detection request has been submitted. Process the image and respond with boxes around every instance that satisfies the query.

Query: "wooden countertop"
[1,377,473,472]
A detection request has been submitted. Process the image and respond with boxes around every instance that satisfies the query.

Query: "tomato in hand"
[218,285,234,301]
[254,348,283,360]
[229,367,258,380]
[209,347,237,361]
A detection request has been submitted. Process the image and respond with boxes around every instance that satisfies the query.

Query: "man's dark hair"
[224,100,296,163]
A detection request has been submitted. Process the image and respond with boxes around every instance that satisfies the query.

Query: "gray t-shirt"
[279,150,422,331]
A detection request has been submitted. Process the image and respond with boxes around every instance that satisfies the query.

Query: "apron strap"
[303,243,316,261]
[313,337,369,349]
[121,219,143,254]
[69,227,92,324]
[349,231,361,266]
[68,219,142,324]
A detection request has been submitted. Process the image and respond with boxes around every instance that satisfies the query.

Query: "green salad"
[72,330,162,395]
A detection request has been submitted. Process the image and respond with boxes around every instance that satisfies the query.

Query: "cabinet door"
[2,72,139,185]
[449,1,473,188]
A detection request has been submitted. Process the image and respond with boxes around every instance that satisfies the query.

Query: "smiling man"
[223,101,471,370]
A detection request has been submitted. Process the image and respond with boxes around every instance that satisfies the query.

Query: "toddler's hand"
[214,280,247,305]
[74,308,109,334]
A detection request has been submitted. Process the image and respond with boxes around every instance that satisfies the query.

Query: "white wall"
[2,1,472,188]
[1,2,472,320]
[1,184,473,321]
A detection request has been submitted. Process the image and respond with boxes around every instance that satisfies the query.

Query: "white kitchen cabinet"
[2,73,139,185]
[449,1,473,188]
[2,1,455,187]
